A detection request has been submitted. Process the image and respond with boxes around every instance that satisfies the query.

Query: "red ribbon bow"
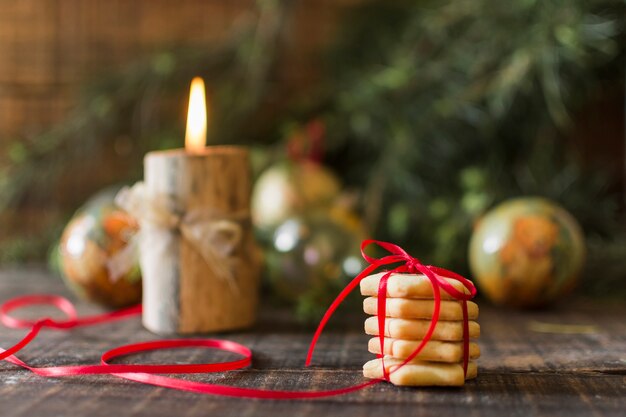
[0,240,475,398]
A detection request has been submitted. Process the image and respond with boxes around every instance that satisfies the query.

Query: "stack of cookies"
[359,272,480,387]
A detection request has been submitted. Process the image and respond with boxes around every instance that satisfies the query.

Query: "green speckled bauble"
[251,160,341,235]
[265,214,366,303]
[58,186,142,308]
[469,197,585,308]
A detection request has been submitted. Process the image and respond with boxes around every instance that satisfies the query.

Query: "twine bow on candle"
[114,183,247,295]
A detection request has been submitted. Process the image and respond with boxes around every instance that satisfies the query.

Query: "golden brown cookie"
[360,272,472,299]
[368,337,480,363]
[363,357,478,386]
[363,297,479,320]
[364,316,480,341]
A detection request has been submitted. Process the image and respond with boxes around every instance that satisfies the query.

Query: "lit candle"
[137,77,260,335]
[184,77,208,153]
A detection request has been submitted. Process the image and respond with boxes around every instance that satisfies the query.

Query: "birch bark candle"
[132,78,260,334]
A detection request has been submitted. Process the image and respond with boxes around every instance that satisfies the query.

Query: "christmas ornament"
[58,186,142,308]
[251,160,341,233]
[469,197,585,308]
[265,215,366,308]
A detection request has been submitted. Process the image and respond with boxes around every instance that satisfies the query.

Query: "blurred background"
[0,0,624,319]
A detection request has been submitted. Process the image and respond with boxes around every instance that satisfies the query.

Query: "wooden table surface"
[0,267,624,417]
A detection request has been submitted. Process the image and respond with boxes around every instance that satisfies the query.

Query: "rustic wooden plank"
[0,267,624,417]
[0,369,623,417]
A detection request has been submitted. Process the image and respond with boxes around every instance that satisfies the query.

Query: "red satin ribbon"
[0,240,475,398]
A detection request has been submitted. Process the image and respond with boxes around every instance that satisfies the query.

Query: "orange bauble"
[58,187,142,308]
[468,197,585,308]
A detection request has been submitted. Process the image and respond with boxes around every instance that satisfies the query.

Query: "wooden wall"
[0,0,360,142]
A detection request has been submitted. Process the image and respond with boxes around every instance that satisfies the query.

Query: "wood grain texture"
[143,146,259,334]
[0,267,625,417]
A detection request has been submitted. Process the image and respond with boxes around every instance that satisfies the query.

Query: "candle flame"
[185,77,207,153]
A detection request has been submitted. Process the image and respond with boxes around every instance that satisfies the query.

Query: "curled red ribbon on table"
[0,240,475,399]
